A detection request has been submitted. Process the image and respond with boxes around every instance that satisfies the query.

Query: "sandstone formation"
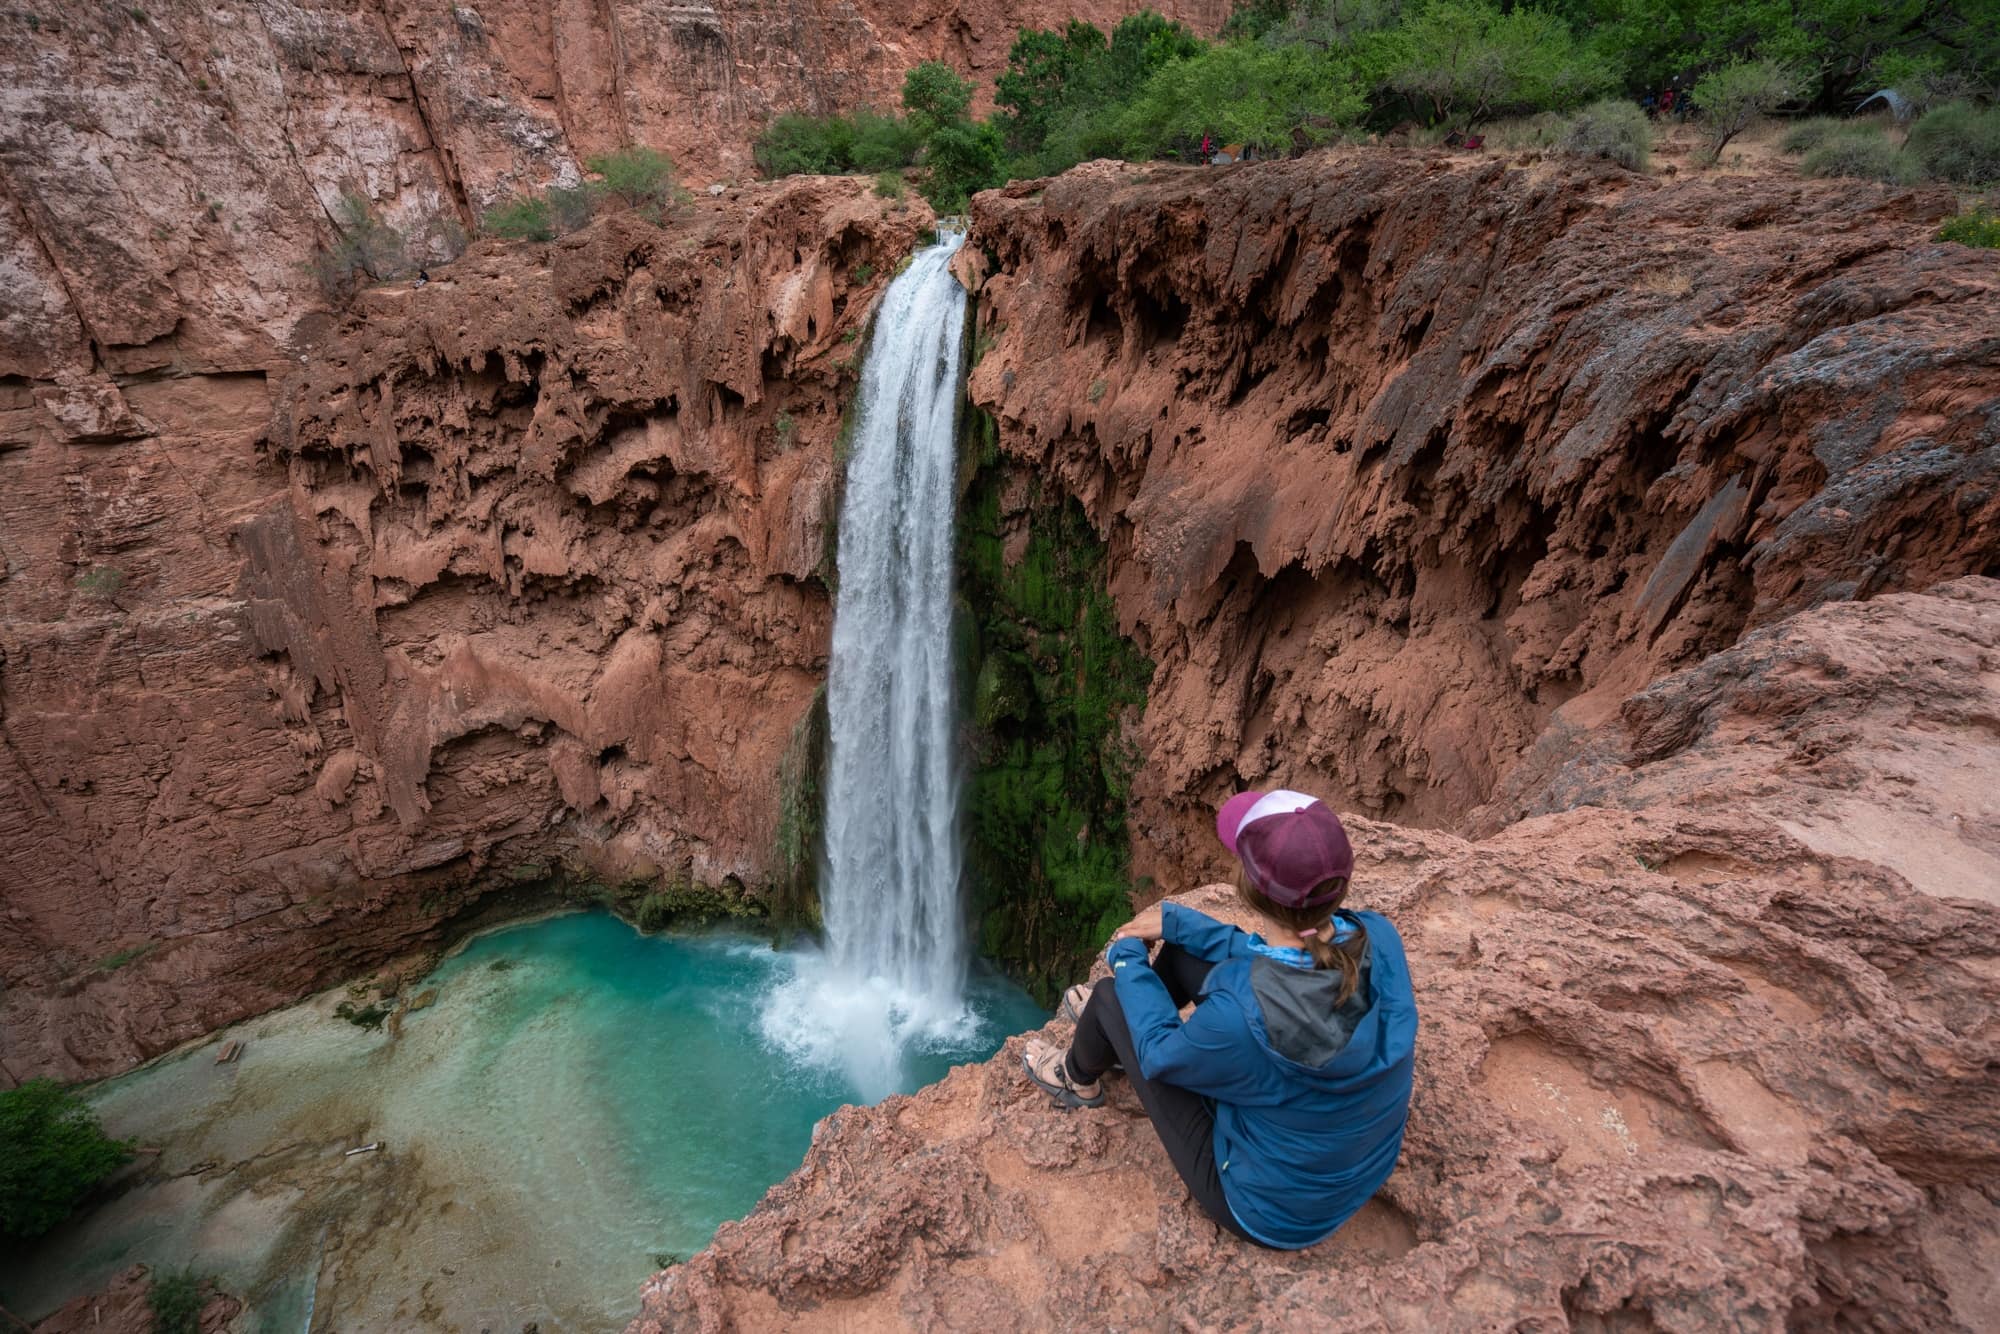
[0,0,1225,377]
[633,579,2000,1331]
[965,155,2000,885]
[0,177,925,1081]
[624,153,2000,1331]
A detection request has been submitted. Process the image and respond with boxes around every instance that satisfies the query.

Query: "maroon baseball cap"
[1216,789,1354,908]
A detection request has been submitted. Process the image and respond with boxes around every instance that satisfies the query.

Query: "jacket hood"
[1244,911,1411,1081]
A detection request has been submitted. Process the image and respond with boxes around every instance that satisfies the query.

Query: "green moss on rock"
[957,412,1153,1004]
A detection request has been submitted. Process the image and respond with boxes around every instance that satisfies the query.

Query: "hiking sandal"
[1059,982,1094,1023]
[1021,1037,1104,1109]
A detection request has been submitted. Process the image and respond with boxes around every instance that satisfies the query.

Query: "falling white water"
[760,229,977,1100]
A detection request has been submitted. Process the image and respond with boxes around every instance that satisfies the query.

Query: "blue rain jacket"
[1105,901,1416,1248]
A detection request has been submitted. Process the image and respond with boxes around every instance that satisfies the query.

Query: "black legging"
[1063,942,1265,1245]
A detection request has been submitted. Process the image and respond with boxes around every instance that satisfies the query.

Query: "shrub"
[873,169,905,199]
[75,565,126,599]
[1694,59,1803,161]
[333,999,390,1030]
[756,112,855,175]
[482,195,555,242]
[587,146,676,207]
[1562,98,1651,169]
[545,183,597,232]
[848,111,925,172]
[1780,115,1855,155]
[1483,112,1570,152]
[1938,205,2000,248]
[149,1269,208,1334]
[1800,130,1919,183]
[307,192,406,301]
[0,1079,133,1240]
[754,111,923,178]
[1906,101,2000,186]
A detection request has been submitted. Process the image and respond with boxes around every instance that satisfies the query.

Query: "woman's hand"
[1111,904,1164,946]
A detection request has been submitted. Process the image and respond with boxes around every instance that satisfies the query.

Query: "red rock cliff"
[965,154,2000,880]
[0,177,923,1081]
[632,153,2000,1331]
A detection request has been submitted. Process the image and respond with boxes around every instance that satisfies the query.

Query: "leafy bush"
[1938,205,2000,247]
[872,169,905,199]
[545,183,598,232]
[755,112,855,175]
[149,1269,208,1334]
[1781,115,1856,155]
[307,192,408,301]
[754,111,924,178]
[849,112,927,171]
[0,1079,132,1240]
[1562,98,1652,169]
[587,146,677,207]
[1693,59,1803,160]
[1906,101,2000,185]
[1800,130,1919,183]
[482,196,554,241]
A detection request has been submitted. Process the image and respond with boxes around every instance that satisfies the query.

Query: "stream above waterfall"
[0,911,1043,1332]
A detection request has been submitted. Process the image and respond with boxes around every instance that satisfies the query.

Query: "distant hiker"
[1201,133,1213,164]
[1022,791,1417,1249]
[1463,133,1484,151]
[414,268,430,288]
[1660,87,1676,116]
[1643,93,1658,118]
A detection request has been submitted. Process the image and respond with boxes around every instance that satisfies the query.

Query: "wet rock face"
[0,178,925,1081]
[634,581,2000,1331]
[966,155,2000,877]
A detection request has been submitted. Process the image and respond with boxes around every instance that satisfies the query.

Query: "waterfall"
[760,229,977,1099]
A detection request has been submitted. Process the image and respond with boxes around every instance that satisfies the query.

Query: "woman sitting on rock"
[1022,790,1417,1249]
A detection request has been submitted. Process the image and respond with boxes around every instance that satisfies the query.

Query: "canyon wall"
[0,0,1225,376]
[0,176,924,1081]
[964,155,2000,882]
[629,153,2000,1331]
[635,580,2000,1332]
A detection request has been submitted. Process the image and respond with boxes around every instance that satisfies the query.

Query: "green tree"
[1692,57,1802,160]
[902,61,975,134]
[1579,0,1996,107]
[996,21,1109,153]
[1121,41,1363,158]
[1385,0,1605,133]
[1,1079,132,1240]
[921,120,1007,211]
